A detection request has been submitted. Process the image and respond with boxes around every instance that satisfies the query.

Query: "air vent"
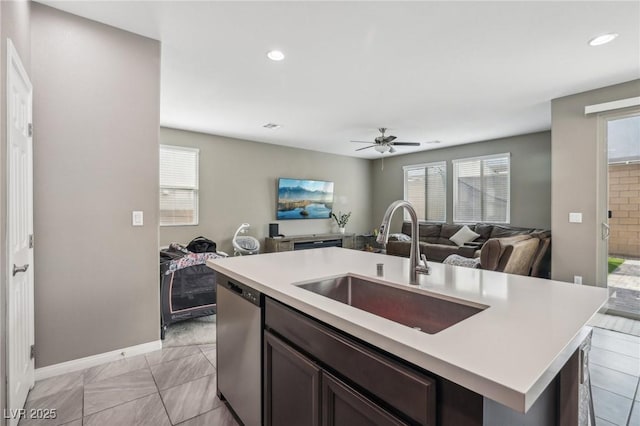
[263,123,281,129]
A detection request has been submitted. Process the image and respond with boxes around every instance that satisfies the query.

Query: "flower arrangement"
[331,211,352,228]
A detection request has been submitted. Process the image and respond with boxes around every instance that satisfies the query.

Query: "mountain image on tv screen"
[277,178,334,220]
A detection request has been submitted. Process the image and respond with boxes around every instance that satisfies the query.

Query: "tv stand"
[265,233,355,253]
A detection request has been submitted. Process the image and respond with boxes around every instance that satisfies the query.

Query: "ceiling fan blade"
[391,142,421,146]
[383,135,397,143]
[355,145,376,151]
[350,140,375,144]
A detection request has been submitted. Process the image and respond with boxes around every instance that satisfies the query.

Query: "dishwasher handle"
[227,281,243,295]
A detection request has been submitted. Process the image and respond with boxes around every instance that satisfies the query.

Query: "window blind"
[403,161,446,222]
[453,153,510,223]
[160,145,199,226]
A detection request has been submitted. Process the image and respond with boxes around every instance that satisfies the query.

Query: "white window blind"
[160,145,199,226]
[403,162,446,222]
[453,153,510,224]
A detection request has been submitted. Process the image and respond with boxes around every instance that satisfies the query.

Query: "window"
[160,145,199,226]
[453,153,510,224]
[403,161,446,222]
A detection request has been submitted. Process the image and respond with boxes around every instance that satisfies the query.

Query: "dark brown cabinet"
[322,372,408,426]
[264,331,321,426]
[264,329,407,426]
[264,297,437,426]
[260,296,586,426]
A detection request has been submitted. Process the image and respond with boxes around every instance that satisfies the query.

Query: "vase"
[339,227,346,234]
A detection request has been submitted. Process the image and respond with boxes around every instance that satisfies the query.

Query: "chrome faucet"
[376,200,430,284]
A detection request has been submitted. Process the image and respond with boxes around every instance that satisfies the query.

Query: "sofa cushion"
[501,238,540,275]
[386,241,413,258]
[400,223,441,241]
[425,244,476,262]
[480,234,532,271]
[530,229,551,240]
[480,239,505,271]
[489,225,532,239]
[436,238,457,246]
[440,224,462,239]
[473,223,494,242]
[386,241,433,259]
[436,224,462,246]
[530,236,551,278]
[421,223,442,237]
[449,225,480,247]
[401,222,412,236]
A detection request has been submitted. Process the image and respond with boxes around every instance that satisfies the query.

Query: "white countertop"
[207,248,607,413]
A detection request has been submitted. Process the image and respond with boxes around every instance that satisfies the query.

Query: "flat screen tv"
[277,178,334,220]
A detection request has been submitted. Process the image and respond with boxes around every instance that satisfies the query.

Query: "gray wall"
[159,127,373,254]
[551,79,640,286]
[31,4,161,367]
[370,131,551,233]
[1,0,31,421]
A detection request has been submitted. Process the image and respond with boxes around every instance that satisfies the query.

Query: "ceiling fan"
[351,128,438,154]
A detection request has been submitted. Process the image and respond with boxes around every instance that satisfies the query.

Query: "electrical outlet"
[574,275,583,285]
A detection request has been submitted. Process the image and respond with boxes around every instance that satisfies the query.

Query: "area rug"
[164,315,217,347]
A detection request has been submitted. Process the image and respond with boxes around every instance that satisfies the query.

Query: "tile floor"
[19,344,238,426]
[591,327,640,426]
[19,325,640,425]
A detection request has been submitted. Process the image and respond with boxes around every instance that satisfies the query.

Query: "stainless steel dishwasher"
[216,277,263,426]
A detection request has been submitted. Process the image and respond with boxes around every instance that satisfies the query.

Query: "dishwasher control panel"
[220,279,263,307]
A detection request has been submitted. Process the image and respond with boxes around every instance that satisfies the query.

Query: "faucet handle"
[417,254,431,275]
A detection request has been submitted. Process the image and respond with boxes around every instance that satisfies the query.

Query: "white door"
[6,38,34,424]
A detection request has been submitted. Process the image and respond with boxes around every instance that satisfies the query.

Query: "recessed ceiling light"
[267,50,285,61]
[263,123,281,129]
[589,33,619,46]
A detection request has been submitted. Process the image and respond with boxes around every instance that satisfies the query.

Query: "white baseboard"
[35,340,163,381]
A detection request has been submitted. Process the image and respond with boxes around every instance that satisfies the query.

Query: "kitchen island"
[207,247,608,425]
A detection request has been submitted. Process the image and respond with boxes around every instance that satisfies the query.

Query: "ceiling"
[38,1,640,159]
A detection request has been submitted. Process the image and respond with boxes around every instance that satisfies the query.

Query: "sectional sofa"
[385,222,551,278]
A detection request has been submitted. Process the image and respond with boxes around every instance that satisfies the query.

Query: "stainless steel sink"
[296,274,487,334]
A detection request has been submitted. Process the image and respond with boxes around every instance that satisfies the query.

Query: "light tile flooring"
[590,313,640,337]
[591,327,640,426]
[20,325,640,425]
[19,344,238,426]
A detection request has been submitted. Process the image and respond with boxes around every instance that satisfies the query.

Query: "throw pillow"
[388,233,411,242]
[449,225,480,247]
[443,254,481,269]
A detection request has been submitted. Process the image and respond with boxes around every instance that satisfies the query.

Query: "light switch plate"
[132,211,144,226]
[569,212,583,223]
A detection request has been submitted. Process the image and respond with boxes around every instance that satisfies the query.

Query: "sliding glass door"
[603,112,640,321]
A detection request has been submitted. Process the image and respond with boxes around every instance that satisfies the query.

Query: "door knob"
[12,264,29,276]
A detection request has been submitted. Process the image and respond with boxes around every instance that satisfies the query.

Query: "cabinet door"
[322,372,408,426]
[264,331,321,426]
